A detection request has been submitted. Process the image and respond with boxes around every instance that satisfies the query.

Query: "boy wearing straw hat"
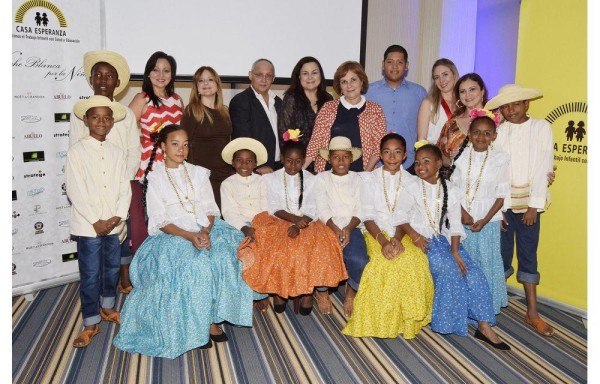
[69,50,141,293]
[314,136,368,317]
[67,96,132,347]
[485,84,555,337]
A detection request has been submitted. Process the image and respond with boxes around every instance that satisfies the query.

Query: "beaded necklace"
[382,167,402,213]
[465,146,489,212]
[165,164,196,216]
[283,171,301,213]
[421,178,441,236]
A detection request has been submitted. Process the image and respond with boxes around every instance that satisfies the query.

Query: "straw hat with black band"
[319,136,362,161]
[221,137,268,166]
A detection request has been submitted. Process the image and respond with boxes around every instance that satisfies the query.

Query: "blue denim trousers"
[120,219,132,265]
[77,234,121,325]
[500,210,541,284]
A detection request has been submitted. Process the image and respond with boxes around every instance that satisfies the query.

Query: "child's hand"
[198,230,211,250]
[461,209,474,226]
[93,220,111,236]
[451,251,468,276]
[381,241,396,260]
[412,235,430,254]
[106,216,122,232]
[522,207,537,226]
[186,232,204,250]
[340,228,350,248]
[470,219,488,232]
[241,226,256,242]
[500,212,508,232]
[287,224,300,238]
[390,236,404,256]
[296,215,311,229]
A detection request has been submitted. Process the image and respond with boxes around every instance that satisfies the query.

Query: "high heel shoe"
[474,329,511,351]
[199,340,213,349]
[210,331,228,343]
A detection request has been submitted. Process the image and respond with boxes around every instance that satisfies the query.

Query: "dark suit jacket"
[229,87,282,169]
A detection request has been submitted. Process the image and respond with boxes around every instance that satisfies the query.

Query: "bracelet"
[201,227,211,235]
[375,231,385,243]
[413,235,422,243]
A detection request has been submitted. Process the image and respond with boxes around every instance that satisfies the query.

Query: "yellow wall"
[511,0,587,310]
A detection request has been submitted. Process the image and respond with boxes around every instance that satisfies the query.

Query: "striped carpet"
[13,282,587,383]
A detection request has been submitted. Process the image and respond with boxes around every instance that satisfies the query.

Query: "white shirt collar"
[340,95,366,109]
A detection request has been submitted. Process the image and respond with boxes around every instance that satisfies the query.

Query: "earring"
[455,100,462,107]
[435,168,440,179]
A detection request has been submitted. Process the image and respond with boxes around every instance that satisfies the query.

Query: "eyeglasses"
[252,72,274,82]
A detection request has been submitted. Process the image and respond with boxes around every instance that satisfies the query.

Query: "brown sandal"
[315,291,332,315]
[100,309,120,324]
[118,284,133,294]
[73,325,100,348]
[524,315,555,337]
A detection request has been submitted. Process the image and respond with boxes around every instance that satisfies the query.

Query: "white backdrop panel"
[104,0,365,79]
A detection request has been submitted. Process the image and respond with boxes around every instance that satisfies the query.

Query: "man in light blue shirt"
[365,45,427,173]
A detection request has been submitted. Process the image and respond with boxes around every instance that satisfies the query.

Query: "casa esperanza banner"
[12,0,102,295]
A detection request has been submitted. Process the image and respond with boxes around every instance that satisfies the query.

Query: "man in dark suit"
[230,58,282,174]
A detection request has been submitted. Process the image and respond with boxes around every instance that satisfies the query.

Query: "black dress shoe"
[210,331,229,343]
[474,329,511,351]
[199,340,213,349]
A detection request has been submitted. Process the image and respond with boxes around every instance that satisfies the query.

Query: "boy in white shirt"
[486,84,555,337]
[67,96,132,348]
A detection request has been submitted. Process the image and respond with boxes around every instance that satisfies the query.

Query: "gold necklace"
[465,147,489,212]
[421,179,441,236]
[165,164,196,216]
[382,168,402,213]
[283,171,301,212]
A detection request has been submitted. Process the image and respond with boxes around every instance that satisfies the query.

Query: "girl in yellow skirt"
[342,133,434,339]
[238,136,348,315]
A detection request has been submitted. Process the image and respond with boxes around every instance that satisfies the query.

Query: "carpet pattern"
[12,283,587,383]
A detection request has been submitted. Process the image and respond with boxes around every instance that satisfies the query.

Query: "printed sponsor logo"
[55,203,70,210]
[13,190,17,201]
[54,113,70,123]
[62,252,78,262]
[13,228,18,235]
[25,241,54,250]
[24,132,43,139]
[27,187,45,197]
[547,102,588,165]
[61,237,74,243]
[32,259,52,268]
[14,1,69,42]
[23,150,45,162]
[21,115,41,123]
[24,170,46,178]
[13,91,45,100]
[58,219,69,227]
[53,132,69,138]
[31,204,47,215]
[79,95,90,100]
[34,221,44,234]
[56,150,67,158]
[13,263,17,275]
[54,93,71,100]
[13,210,20,218]
[61,183,67,195]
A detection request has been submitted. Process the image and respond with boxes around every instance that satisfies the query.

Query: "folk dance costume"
[451,146,510,314]
[113,163,255,359]
[343,167,433,339]
[396,178,496,336]
[238,169,348,298]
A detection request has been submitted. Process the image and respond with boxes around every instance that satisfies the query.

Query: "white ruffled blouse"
[262,169,317,219]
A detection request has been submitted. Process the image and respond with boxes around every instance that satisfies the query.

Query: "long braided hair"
[281,140,306,209]
[447,136,470,179]
[141,124,185,221]
[416,144,449,232]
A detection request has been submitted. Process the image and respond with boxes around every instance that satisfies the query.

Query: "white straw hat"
[73,95,127,121]
[319,136,362,161]
[221,137,268,166]
[485,84,543,110]
[83,50,131,96]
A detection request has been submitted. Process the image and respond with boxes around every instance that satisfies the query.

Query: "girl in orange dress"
[238,138,348,315]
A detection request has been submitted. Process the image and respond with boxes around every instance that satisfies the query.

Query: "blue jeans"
[500,210,541,284]
[120,219,132,265]
[77,234,121,326]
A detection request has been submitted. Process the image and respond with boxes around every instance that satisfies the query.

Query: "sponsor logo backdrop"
[12,0,101,293]
[513,0,586,310]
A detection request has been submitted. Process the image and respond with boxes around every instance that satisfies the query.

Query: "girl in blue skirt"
[113,125,256,358]
[396,143,510,350]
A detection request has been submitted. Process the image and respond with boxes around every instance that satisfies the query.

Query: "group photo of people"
[64,44,557,359]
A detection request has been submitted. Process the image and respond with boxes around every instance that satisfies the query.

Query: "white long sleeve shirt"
[69,105,141,180]
[220,173,267,230]
[493,117,553,211]
[66,136,131,237]
[313,170,363,229]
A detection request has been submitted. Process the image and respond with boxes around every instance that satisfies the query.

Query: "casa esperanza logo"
[13,0,75,42]
[546,102,587,165]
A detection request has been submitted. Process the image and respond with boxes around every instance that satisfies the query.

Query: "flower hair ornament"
[283,128,303,142]
[469,108,502,127]
[414,139,429,150]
